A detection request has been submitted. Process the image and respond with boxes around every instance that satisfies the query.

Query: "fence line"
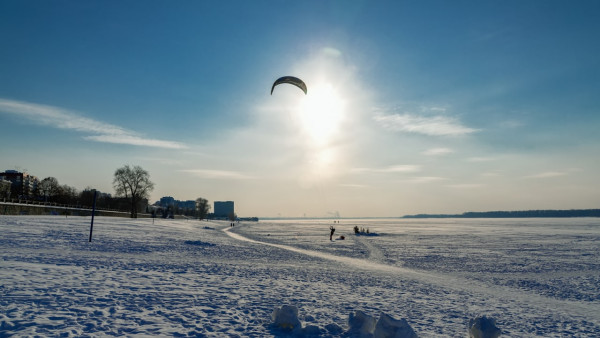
[0,200,152,218]
[1,198,126,213]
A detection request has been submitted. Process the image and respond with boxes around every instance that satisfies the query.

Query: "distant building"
[158,196,196,210]
[0,179,11,198]
[178,200,196,210]
[159,196,176,207]
[0,170,39,199]
[214,201,234,218]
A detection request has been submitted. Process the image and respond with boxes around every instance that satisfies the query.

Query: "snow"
[272,305,302,332]
[373,313,417,338]
[347,310,376,336]
[468,316,501,338]
[1,216,599,336]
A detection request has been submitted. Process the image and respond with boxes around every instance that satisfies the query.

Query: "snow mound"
[347,311,417,337]
[271,305,327,336]
[184,240,215,247]
[303,324,324,336]
[347,310,377,335]
[272,305,302,332]
[374,313,418,338]
[325,322,344,334]
[468,315,501,338]
[270,306,418,337]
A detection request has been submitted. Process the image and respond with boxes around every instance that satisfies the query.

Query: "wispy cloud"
[180,169,255,180]
[499,119,525,129]
[135,157,187,166]
[0,98,187,149]
[373,112,477,136]
[445,183,484,189]
[423,147,454,156]
[85,135,186,149]
[524,171,568,179]
[321,47,342,57]
[466,156,497,162]
[472,27,512,42]
[402,176,447,184]
[351,165,421,174]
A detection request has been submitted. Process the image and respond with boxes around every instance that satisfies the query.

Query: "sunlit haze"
[1,1,599,217]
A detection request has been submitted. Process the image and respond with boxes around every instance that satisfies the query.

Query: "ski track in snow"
[1,216,599,337]
[224,226,600,324]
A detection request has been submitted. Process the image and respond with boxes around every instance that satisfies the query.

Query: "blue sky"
[1,1,599,217]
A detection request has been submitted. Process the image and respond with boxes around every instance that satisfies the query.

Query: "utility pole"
[89,189,97,242]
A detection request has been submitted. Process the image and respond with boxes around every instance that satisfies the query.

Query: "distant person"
[330,226,336,241]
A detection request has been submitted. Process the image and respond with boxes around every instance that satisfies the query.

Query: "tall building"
[159,196,176,207]
[178,200,196,210]
[214,201,234,218]
[157,196,195,210]
[0,170,39,199]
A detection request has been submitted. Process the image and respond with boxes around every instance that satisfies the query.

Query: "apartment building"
[0,170,39,198]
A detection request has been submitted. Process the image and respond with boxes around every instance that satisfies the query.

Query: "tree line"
[150,198,211,220]
[3,165,211,220]
[402,209,600,218]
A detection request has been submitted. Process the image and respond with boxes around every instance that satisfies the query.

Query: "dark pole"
[89,189,97,242]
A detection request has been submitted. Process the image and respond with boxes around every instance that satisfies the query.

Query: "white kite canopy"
[271,76,307,95]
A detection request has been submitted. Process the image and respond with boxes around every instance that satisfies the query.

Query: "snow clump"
[374,312,418,338]
[347,310,418,337]
[271,306,418,337]
[468,315,501,338]
[272,305,302,332]
[347,310,377,335]
[271,305,326,336]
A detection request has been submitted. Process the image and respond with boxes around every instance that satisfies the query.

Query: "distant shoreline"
[260,209,600,220]
[403,209,600,218]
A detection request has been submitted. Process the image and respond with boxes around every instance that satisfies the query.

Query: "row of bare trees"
[4,165,210,219]
[2,178,143,212]
[5,176,84,205]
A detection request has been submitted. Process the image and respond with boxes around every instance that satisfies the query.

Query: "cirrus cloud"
[524,171,568,179]
[179,169,255,180]
[423,147,454,156]
[0,98,187,149]
[373,113,477,136]
[351,164,421,174]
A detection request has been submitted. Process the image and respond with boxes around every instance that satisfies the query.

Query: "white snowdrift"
[271,306,418,337]
[347,310,417,338]
[1,216,599,336]
[468,315,501,338]
[272,305,302,332]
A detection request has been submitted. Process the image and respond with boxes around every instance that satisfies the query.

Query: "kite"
[271,76,307,95]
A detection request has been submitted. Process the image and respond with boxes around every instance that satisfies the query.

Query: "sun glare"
[297,83,345,147]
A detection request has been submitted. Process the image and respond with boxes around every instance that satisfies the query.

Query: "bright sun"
[297,83,345,147]
[292,82,346,182]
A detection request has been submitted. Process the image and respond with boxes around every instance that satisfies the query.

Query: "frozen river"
[1,216,599,336]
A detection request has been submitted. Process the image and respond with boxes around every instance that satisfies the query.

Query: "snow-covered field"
[1,216,599,337]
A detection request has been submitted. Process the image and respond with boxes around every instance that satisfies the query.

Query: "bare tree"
[113,165,154,218]
[38,177,61,202]
[195,197,211,220]
[0,180,11,199]
[57,184,79,205]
